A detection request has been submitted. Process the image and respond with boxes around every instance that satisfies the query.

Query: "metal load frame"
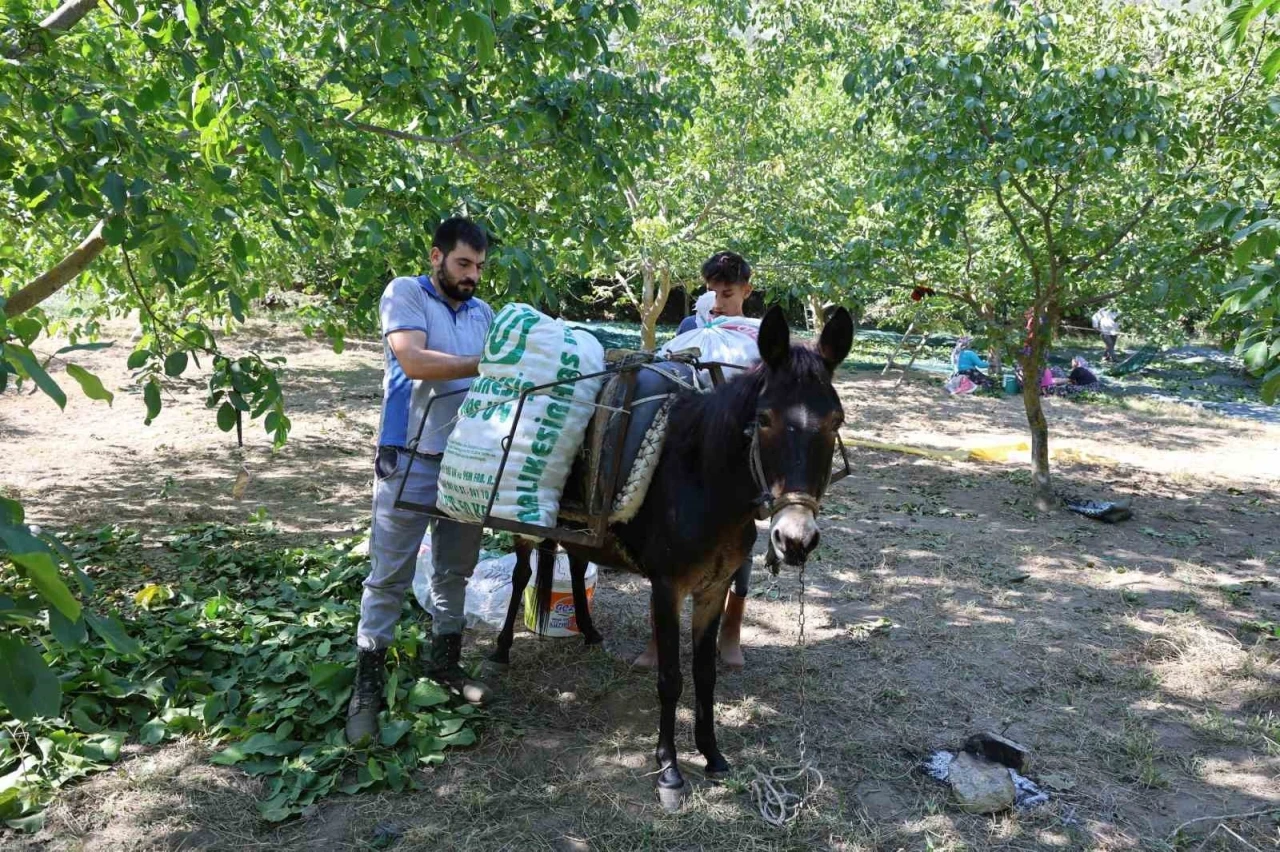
[394,355,852,548]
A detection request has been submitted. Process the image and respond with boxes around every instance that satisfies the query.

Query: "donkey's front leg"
[651,578,686,809]
[489,539,534,666]
[692,581,732,778]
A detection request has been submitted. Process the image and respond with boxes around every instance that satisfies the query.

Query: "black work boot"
[345,647,386,745]
[425,632,492,706]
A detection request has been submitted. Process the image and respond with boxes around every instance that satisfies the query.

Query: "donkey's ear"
[818,307,854,373]
[757,305,791,370]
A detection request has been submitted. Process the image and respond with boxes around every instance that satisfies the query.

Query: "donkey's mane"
[665,345,831,488]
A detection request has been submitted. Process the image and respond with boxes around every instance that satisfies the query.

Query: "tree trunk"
[1018,317,1054,511]
[3,219,107,317]
[638,264,674,352]
[639,264,657,351]
[808,295,826,334]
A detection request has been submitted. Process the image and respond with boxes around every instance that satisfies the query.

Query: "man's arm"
[387,329,481,381]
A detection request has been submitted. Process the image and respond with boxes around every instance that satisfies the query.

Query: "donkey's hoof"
[704,755,731,780]
[657,781,688,812]
[485,651,510,669]
[582,631,605,647]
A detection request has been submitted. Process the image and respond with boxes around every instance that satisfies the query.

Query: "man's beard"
[436,265,477,302]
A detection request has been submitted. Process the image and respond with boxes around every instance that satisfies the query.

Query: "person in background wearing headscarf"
[1068,355,1098,387]
[951,336,993,387]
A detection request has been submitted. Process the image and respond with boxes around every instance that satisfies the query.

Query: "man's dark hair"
[701,251,751,285]
[432,217,489,256]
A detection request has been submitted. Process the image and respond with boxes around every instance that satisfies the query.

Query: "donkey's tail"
[533,539,558,636]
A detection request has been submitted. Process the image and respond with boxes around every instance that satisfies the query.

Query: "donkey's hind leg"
[692,580,732,778]
[489,538,534,666]
[568,551,603,647]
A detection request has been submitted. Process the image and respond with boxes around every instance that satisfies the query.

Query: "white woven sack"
[438,303,605,527]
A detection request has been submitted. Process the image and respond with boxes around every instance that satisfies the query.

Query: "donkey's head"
[751,305,853,566]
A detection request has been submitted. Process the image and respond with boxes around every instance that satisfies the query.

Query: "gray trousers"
[356,447,484,650]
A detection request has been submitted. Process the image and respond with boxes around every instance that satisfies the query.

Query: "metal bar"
[829,433,853,484]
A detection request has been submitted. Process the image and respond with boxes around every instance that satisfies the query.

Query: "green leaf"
[7,345,66,409]
[260,126,284,160]
[126,349,151,370]
[342,186,372,208]
[211,733,305,765]
[48,607,86,647]
[6,812,46,833]
[1243,340,1270,373]
[309,662,354,693]
[621,3,640,30]
[1263,46,1280,84]
[0,634,60,721]
[183,0,201,34]
[103,171,126,212]
[407,679,449,708]
[144,379,161,424]
[84,610,142,655]
[0,498,22,527]
[139,716,167,745]
[65,364,114,405]
[83,732,124,763]
[460,11,496,64]
[164,351,189,378]
[230,233,248,261]
[1261,363,1280,405]
[0,526,81,621]
[216,401,237,432]
[379,719,413,747]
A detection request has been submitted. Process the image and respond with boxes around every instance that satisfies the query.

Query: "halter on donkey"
[493,305,854,809]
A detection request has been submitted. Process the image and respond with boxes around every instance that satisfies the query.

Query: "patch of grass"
[1116,718,1170,790]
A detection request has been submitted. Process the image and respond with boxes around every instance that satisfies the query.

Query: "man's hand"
[387,330,482,381]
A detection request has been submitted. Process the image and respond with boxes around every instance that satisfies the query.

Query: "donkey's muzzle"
[770,504,820,566]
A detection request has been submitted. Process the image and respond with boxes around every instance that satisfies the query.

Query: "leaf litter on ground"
[0,522,477,830]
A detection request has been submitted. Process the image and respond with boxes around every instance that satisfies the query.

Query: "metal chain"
[749,561,823,827]
[797,562,807,763]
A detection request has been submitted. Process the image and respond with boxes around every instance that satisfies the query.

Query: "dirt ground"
[3,319,1279,851]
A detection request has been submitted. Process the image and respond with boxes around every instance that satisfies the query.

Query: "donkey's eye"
[757,411,775,429]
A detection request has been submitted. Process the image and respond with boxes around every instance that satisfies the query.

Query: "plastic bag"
[659,319,760,385]
[412,534,517,630]
[944,374,977,395]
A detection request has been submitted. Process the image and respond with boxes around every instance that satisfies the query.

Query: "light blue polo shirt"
[378,275,494,455]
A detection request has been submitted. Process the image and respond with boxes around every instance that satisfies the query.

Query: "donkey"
[492,305,853,808]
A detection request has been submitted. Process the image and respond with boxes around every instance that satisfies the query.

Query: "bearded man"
[346,217,495,744]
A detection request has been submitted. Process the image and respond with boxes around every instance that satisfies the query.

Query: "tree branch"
[3,0,100,60]
[993,183,1042,286]
[3,220,107,317]
[885,280,980,311]
[1064,237,1227,312]
[1073,196,1156,274]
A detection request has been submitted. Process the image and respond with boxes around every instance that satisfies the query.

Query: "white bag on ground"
[412,534,598,635]
[438,303,606,528]
[412,533,514,630]
[659,317,761,383]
